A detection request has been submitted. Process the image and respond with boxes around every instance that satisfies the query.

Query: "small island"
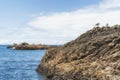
[7,42,58,50]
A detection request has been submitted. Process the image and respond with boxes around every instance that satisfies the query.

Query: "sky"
[0,0,120,45]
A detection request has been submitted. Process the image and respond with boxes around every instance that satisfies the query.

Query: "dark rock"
[7,45,13,48]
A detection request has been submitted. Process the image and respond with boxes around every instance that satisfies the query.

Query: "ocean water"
[0,45,46,80]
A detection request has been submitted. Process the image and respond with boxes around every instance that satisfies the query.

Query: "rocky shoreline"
[37,25,120,80]
[7,42,58,50]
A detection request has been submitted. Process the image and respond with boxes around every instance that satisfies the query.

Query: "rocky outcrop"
[37,25,120,80]
[7,42,58,50]
[7,45,14,48]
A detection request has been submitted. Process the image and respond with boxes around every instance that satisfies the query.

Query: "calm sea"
[0,45,46,80]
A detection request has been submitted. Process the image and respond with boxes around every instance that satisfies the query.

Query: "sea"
[0,45,46,80]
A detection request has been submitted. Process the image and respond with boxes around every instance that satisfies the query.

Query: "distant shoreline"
[7,42,60,50]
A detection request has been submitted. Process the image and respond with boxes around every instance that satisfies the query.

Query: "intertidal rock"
[37,25,120,80]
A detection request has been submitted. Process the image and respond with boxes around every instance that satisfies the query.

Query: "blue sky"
[0,0,101,26]
[0,0,120,44]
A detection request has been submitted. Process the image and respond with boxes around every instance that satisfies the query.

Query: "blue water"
[0,45,46,80]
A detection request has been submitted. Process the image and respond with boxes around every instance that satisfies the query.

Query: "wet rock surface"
[37,25,120,80]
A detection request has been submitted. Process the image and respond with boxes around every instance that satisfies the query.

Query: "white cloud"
[26,0,120,44]
[100,0,120,9]
[0,40,10,44]
[1,0,120,45]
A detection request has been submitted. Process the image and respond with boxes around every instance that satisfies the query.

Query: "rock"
[7,45,13,48]
[37,25,120,80]
[7,42,58,50]
[7,43,17,49]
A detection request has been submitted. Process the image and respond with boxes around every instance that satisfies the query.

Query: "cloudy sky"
[0,0,120,45]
